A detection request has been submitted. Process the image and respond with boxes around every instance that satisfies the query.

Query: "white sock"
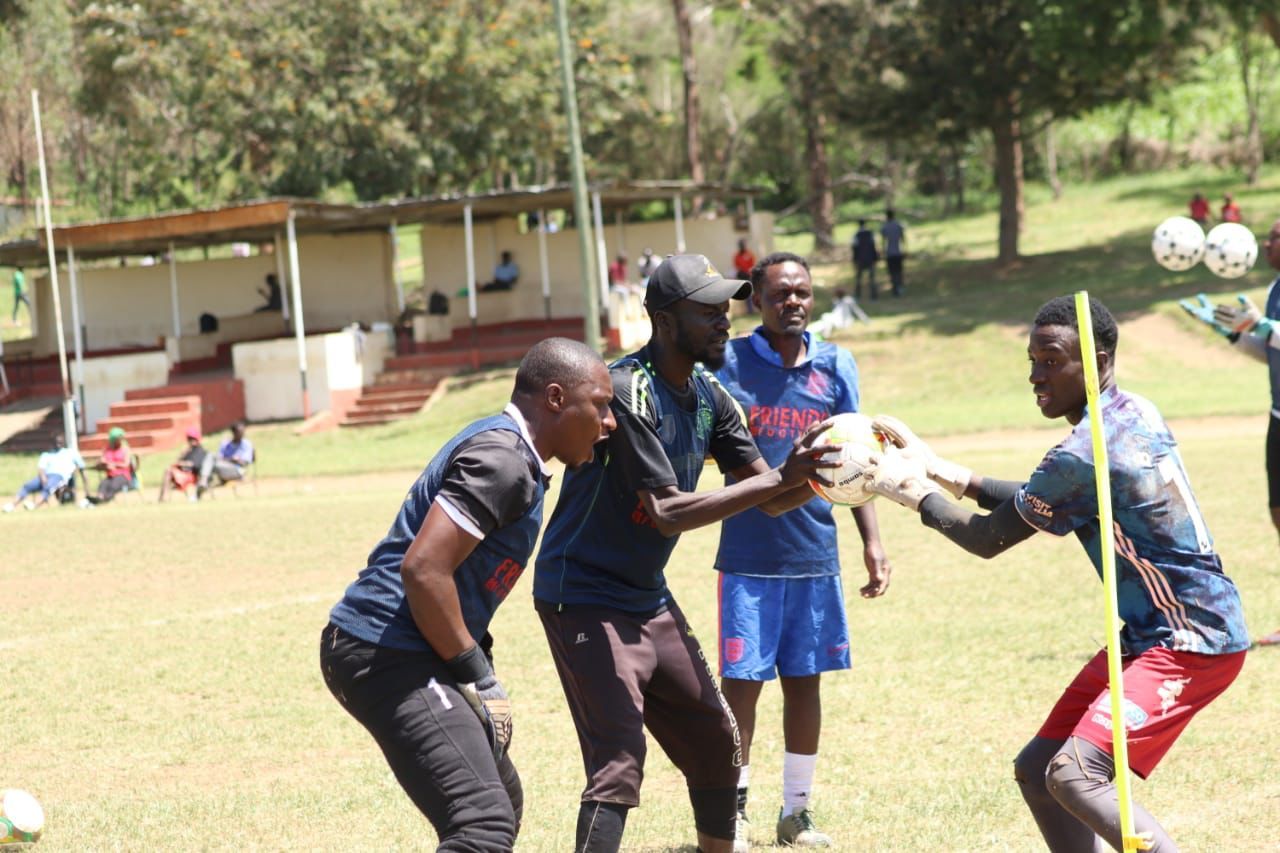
[782,751,817,816]
[737,764,750,813]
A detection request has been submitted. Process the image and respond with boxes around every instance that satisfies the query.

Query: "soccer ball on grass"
[808,412,885,507]
[0,789,44,844]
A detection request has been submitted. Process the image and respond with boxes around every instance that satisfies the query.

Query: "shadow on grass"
[821,222,1273,338]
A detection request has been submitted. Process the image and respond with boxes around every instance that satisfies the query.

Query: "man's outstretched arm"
[917,494,1037,559]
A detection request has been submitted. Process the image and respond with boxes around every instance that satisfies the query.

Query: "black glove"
[446,644,513,761]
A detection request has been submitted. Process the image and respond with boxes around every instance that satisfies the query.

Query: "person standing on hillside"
[880,211,906,297]
[863,295,1249,852]
[851,220,879,301]
[1181,216,1280,646]
[1188,192,1210,226]
[713,251,892,850]
[321,338,615,851]
[1221,193,1242,224]
[532,254,839,853]
[11,266,31,323]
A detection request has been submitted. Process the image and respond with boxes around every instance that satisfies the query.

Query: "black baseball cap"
[644,253,751,310]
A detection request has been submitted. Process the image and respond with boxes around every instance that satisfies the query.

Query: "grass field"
[4,170,1280,850]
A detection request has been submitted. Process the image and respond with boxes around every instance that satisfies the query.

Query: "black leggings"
[320,624,522,852]
[1266,414,1280,508]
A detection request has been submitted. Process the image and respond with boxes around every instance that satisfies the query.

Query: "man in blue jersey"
[533,254,840,853]
[713,252,891,849]
[862,295,1249,852]
[1181,216,1280,646]
[320,337,615,851]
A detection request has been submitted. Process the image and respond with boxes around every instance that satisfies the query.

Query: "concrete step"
[355,389,433,406]
[110,397,199,417]
[94,413,189,433]
[386,345,529,372]
[351,400,426,417]
[373,369,450,387]
[0,403,66,454]
[363,379,440,395]
[338,412,400,428]
[81,430,166,453]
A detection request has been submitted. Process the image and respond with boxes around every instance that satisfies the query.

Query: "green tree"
[863,0,1205,264]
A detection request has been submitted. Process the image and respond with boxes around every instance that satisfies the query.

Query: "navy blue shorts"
[716,573,850,680]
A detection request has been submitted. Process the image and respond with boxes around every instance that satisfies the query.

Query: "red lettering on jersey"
[484,558,525,600]
[631,498,659,528]
[746,406,828,440]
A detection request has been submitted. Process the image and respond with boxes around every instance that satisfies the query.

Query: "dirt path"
[929,412,1265,455]
[241,413,1266,498]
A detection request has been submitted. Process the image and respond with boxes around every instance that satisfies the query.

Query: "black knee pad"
[689,785,737,841]
[576,800,628,853]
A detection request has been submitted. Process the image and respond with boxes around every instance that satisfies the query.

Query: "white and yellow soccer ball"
[808,412,885,507]
[1203,222,1258,279]
[0,789,44,844]
[1151,216,1206,271]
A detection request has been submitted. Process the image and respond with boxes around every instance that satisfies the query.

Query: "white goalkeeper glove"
[872,414,972,499]
[1213,294,1275,339]
[1179,293,1234,338]
[865,447,945,511]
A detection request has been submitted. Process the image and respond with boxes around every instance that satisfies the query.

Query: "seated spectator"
[1188,192,1210,226]
[158,427,208,503]
[479,251,520,292]
[810,286,870,338]
[1221,192,1242,223]
[198,420,254,496]
[91,427,134,504]
[3,433,88,512]
[255,273,283,312]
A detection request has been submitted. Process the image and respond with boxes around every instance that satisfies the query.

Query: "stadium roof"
[0,180,767,266]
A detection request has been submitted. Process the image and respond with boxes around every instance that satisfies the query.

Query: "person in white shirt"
[3,434,88,511]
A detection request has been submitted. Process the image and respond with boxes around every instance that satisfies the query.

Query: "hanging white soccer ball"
[808,412,886,507]
[1203,223,1258,279]
[1151,216,1205,272]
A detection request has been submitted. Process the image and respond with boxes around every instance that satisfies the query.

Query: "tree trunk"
[671,0,705,209]
[1045,121,1062,201]
[951,141,966,213]
[992,98,1024,265]
[799,87,835,250]
[1239,29,1264,186]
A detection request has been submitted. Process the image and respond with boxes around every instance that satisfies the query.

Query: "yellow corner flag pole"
[1075,292,1148,852]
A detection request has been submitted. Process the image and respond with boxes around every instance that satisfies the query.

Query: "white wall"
[32,231,396,357]
[232,328,389,422]
[418,212,774,329]
[74,351,171,432]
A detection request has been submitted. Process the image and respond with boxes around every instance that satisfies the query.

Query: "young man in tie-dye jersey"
[863,295,1248,853]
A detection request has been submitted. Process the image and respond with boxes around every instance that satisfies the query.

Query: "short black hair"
[513,337,603,397]
[1033,295,1118,357]
[749,251,810,294]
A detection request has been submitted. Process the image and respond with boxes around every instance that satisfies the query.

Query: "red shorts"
[1037,646,1246,779]
[167,466,197,490]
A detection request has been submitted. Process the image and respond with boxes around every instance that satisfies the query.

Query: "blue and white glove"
[1179,293,1233,338]
[447,645,513,761]
[1213,294,1275,340]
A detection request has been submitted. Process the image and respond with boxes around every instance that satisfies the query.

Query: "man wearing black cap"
[533,254,838,853]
